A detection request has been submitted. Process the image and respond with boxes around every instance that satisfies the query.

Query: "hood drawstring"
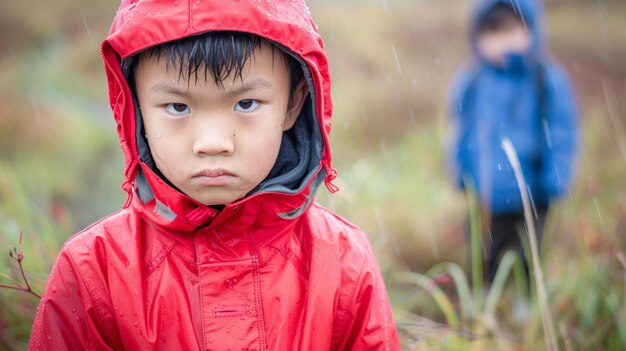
[122,161,139,208]
[322,159,339,193]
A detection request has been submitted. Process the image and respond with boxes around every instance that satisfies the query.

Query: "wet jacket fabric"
[29,0,400,350]
[449,0,578,214]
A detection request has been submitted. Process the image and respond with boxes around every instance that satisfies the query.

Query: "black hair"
[137,31,304,95]
[479,3,524,33]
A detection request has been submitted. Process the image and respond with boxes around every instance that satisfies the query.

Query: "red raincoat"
[29,0,400,350]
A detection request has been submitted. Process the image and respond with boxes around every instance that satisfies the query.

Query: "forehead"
[135,40,289,86]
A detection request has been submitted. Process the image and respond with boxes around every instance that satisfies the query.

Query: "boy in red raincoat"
[29,0,400,350]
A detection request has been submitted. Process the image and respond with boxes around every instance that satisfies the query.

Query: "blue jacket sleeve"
[540,64,579,198]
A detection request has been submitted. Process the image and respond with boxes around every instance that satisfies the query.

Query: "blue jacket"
[449,0,578,214]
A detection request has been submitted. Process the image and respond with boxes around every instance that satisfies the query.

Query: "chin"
[196,195,240,207]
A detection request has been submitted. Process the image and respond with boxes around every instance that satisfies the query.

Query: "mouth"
[192,169,237,186]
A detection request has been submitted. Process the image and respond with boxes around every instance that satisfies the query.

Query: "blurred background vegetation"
[0,0,625,349]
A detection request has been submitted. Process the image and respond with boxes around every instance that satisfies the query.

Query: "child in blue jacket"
[448,0,578,283]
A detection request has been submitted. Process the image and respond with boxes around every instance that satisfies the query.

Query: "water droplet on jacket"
[51,286,58,293]
[288,37,295,43]
[71,308,76,313]
[134,321,139,328]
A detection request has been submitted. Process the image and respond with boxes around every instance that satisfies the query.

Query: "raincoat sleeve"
[540,64,579,198]
[29,245,117,351]
[331,230,400,351]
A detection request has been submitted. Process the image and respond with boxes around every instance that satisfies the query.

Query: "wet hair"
[479,3,524,33]
[134,31,304,95]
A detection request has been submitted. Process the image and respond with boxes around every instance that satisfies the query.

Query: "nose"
[192,114,235,157]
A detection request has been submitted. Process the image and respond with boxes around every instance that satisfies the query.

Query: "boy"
[448,0,578,283]
[29,0,400,349]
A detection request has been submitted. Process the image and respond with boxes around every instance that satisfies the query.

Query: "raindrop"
[262,28,269,34]
[390,44,402,74]
[288,37,295,43]
[134,321,139,328]
[51,286,58,293]
[593,197,606,229]
[83,18,91,37]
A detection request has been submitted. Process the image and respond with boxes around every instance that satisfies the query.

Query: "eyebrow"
[148,78,274,97]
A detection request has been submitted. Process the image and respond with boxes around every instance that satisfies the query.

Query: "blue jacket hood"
[470,0,545,63]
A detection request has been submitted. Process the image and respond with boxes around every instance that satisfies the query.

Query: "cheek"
[246,122,284,174]
[255,129,283,161]
[150,141,177,174]
[144,124,183,175]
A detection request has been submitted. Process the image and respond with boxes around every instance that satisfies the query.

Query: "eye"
[234,99,260,113]
[165,103,190,116]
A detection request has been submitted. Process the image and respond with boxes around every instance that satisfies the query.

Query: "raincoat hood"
[102,0,337,231]
[470,0,545,65]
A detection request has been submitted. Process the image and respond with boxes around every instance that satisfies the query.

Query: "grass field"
[1,0,625,349]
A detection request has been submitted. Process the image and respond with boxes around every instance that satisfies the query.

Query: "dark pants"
[469,206,549,288]
[485,207,549,287]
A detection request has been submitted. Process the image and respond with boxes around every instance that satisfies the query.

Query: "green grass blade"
[395,271,460,328]
[425,262,473,322]
[484,250,517,318]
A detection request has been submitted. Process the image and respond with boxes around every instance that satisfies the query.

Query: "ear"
[283,79,309,131]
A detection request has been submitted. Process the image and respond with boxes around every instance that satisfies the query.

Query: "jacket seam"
[66,246,120,349]
[145,240,178,277]
[248,231,268,351]
[168,244,197,263]
[194,235,208,351]
[330,248,367,350]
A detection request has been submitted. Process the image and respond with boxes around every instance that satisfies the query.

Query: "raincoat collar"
[101,0,337,232]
